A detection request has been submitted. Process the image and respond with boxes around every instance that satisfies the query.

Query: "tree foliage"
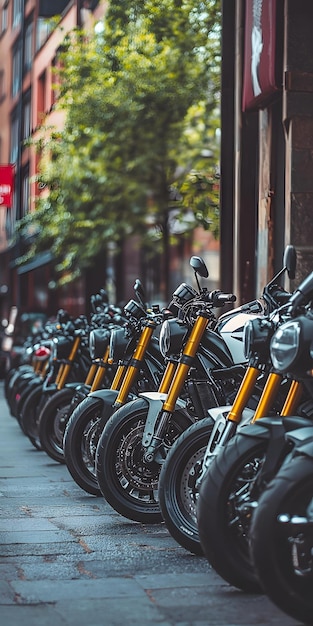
[17,0,221,284]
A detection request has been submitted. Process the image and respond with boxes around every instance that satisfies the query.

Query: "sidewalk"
[0,381,299,626]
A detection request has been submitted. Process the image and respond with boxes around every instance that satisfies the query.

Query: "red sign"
[242,0,279,111]
[0,165,14,207]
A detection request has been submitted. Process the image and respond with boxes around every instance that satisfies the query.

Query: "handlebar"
[205,290,236,307]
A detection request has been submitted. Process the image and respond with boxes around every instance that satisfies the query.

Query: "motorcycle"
[248,281,313,624]
[5,316,60,417]
[197,264,313,593]
[250,427,313,624]
[62,281,167,496]
[19,314,93,449]
[95,256,255,524]
[157,245,297,556]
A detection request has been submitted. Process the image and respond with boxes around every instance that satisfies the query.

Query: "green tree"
[18,0,221,300]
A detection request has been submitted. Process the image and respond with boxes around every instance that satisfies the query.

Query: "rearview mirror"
[189,256,209,278]
[283,245,297,280]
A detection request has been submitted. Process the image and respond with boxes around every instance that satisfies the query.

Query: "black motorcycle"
[249,299,313,624]
[197,267,313,593]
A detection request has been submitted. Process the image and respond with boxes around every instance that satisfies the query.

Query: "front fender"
[201,406,255,473]
[285,424,313,450]
[238,415,313,441]
[87,388,137,422]
[237,416,285,439]
[65,382,91,393]
[139,391,187,448]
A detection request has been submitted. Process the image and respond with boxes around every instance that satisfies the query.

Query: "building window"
[12,0,23,29]
[22,90,31,140]
[21,166,30,216]
[1,1,8,35]
[12,41,22,97]
[36,17,52,52]
[24,19,33,73]
[37,70,46,124]
[10,110,19,164]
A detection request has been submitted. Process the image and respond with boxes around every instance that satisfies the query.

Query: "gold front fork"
[114,322,155,406]
[162,315,209,413]
[110,364,127,391]
[251,372,283,422]
[280,379,303,416]
[227,366,260,423]
[158,361,178,394]
[88,346,111,391]
[56,336,81,390]
[84,362,99,386]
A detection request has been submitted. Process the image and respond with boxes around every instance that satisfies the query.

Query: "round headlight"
[159,318,188,358]
[89,328,111,360]
[109,327,134,363]
[243,318,275,360]
[54,335,73,359]
[172,283,198,306]
[270,321,301,372]
[123,299,146,320]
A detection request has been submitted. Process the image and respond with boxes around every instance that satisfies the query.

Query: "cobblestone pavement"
[0,380,300,626]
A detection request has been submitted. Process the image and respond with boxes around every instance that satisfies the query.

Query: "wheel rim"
[50,402,72,453]
[272,477,313,597]
[114,416,160,504]
[225,448,265,551]
[108,414,187,508]
[179,446,207,524]
[81,417,102,476]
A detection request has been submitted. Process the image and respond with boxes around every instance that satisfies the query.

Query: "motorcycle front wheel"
[197,432,267,592]
[96,397,194,523]
[158,417,214,555]
[63,396,105,496]
[38,387,78,463]
[19,384,46,450]
[250,454,313,624]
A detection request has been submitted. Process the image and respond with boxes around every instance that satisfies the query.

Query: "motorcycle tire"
[63,396,105,496]
[20,385,52,450]
[197,432,268,592]
[7,370,36,418]
[250,454,313,624]
[38,387,78,463]
[96,397,194,524]
[16,378,43,431]
[158,417,214,555]
[4,364,32,403]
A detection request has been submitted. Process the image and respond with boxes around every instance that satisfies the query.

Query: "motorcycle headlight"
[270,321,301,372]
[89,328,111,360]
[172,283,198,306]
[159,318,189,358]
[243,318,275,360]
[109,327,134,363]
[123,299,146,320]
[54,335,73,359]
